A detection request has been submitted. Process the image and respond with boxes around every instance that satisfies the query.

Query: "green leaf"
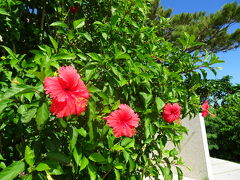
[21,175,32,180]
[102,33,107,40]
[50,21,68,28]
[59,119,67,128]
[46,152,70,164]
[176,167,183,180]
[24,92,34,102]
[111,66,124,81]
[111,15,119,26]
[89,153,106,163]
[35,163,50,171]
[17,105,27,114]
[73,18,85,29]
[49,35,58,51]
[87,53,101,61]
[115,163,124,169]
[21,108,37,123]
[0,154,5,161]
[155,97,165,112]
[0,86,35,102]
[210,67,217,76]
[129,157,135,172]
[88,163,97,180]
[0,161,25,180]
[115,52,131,60]
[77,127,87,137]
[136,0,144,7]
[123,150,129,162]
[88,86,100,93]
[0,8,10,16]
[101,124,110,138]
[77,53,87,60]
[88,101,96,141]
[0,99,11,114]
[35,103,49,130]
[121,137,133,147]
[1,46,16,58]
[112,144,124,151]
[114,169,121,180]
[73,147,82,166]
[80,156,89,171]
[52,53,76,60]
[140,92,153,108]
[32,71,46,81]
[144,118,150,139]
[70,127,78,152]
[85,66,96,82]
[170,149,178,157]
[24,146,35,167]
[0,162,6,169]
[82,32,92,41]
[44,160,64,175]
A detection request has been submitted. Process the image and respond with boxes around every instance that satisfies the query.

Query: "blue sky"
[161,0,240,84]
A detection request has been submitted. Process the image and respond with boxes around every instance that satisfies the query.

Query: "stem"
[0,135,2,154]
[40,0,46,42]
[12,41,16,53]
[181,64,214,75]
[102,168,113,179]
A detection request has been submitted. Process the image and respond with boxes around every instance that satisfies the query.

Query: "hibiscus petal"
[202,110,209,117]
[172,103,181,114]
[44,66,90,118]
[103,104,139,137]
[163,114,175,123]
[162,103,181,123]
[163,103,173,115]
[58,66,80,90]
[44,77,68,102]
[74,97,87,115]
[70,80,91,99]
[202,101,209,111]
[50,96,87,118]
[50,99,71,118]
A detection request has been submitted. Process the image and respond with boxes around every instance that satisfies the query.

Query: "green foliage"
[0,161,25,180]
[205,93,240,163]
[197,76,240,162]
[197,75,240,106]
[0,0,222,179]
[151,1,240,53]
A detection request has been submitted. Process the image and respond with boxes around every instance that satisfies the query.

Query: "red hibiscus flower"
[162,103,181,123]
[70,7,77,14]
[201,101,209,117]
[44,66,90,118]
[103,104,140,137]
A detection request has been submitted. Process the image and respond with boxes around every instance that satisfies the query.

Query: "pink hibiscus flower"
[103,104,140,137]
[162,103,181,123]
[43,66,90,118]
[201,100,209,117]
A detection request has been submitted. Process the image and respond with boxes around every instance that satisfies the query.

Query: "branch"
[41,0,46,31]
[102,168,113,179]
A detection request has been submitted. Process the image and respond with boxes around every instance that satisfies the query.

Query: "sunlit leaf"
[0,161,25,180]
[35,103,49,130]
[24,146,35,167]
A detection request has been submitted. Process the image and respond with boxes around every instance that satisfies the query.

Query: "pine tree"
[150,0,240,53]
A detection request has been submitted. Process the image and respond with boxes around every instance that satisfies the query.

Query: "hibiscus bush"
[0,0,222,179]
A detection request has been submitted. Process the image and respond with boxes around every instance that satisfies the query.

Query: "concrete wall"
[174,114,213,180]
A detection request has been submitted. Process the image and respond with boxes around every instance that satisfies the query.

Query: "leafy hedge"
[0,0,222,179]
[205,93,240,163]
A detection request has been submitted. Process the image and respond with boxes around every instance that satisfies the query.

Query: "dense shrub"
[205,93,240,163]
[0,0,222,179]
